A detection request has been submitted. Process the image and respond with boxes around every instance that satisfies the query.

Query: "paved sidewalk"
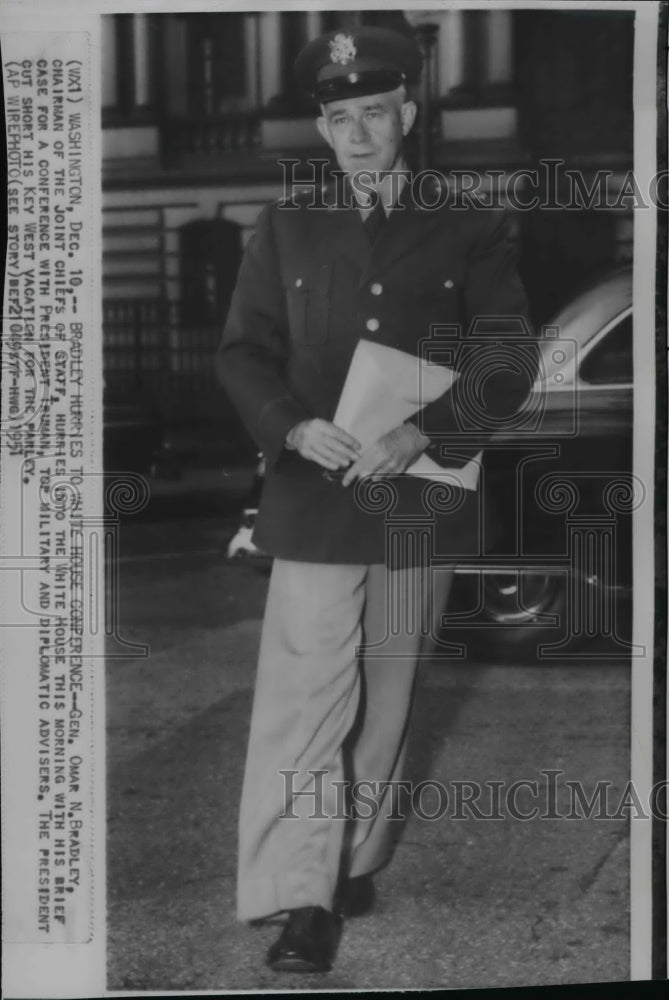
[107,548,631,992]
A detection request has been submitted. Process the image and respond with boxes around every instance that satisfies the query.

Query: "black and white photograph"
[0,1,666,996]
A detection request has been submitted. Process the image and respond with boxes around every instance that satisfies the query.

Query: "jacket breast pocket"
[285,264,332,345]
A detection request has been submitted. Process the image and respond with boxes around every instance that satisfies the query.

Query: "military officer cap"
[294,26,423,104]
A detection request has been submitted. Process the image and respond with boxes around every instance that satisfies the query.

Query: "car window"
[579,313,633,385]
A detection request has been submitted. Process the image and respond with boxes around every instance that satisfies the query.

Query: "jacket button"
[366,318,380,332]
[295,278,303,288]
[370,282,383,296]
[443,279,454,289]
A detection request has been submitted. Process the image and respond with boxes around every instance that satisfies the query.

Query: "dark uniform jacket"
[216,182,534,567]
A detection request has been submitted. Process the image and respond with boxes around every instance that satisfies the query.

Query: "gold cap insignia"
[329,33,357,66]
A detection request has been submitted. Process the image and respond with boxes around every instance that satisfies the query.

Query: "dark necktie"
[363,200,387,244]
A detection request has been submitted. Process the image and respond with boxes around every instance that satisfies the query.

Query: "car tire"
[447,571,572,661]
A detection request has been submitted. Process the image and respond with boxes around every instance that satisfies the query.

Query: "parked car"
[227,455,265,558]
[227,266,635,657]
[451,265,633,656]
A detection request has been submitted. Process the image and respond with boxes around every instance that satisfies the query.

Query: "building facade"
[101,8,634,446]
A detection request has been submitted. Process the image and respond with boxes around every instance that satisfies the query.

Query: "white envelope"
[333,339,481,489]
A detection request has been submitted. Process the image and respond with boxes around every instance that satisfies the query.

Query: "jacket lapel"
[362,195,446,283]
[327,201,370,270]
[303,178,447,278]
[305,199,370,273]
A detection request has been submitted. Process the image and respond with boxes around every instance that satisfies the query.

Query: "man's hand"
[341,422,430,487]
[285,419,361,471]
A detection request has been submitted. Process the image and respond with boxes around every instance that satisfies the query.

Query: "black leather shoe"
[334,874,375,918]
[266,906,338,972]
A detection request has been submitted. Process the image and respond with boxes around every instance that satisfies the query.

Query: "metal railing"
[161,112,263,164]
[102,298,222,401]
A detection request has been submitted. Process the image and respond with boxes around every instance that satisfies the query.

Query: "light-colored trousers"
[237,558,454,921]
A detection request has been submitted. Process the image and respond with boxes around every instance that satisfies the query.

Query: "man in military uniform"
[217,25,533,973]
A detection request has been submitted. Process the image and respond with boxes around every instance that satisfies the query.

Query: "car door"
[450,306,635,656]
[571,308,633,462]
[515,307,634,545]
